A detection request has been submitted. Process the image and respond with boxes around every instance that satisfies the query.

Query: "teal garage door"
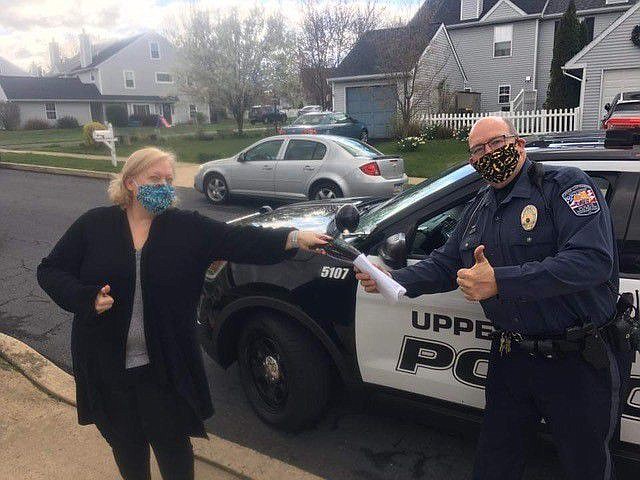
[346,85,396,139]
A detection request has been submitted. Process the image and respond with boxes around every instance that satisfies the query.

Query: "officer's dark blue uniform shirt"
[391,158,619,335]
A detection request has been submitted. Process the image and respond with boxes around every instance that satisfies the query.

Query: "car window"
[409,201,469,258]
[621,191,640,276]
[614,102,640,112]
[244,140,283,161]
[293,114,331,125]
[333,137,384,158]
[284,140,327,161]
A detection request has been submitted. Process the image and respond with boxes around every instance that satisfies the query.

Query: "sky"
[0,0,421,72]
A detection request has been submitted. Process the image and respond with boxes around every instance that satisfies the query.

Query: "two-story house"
[0,31,209,127]
[329,0,639,137]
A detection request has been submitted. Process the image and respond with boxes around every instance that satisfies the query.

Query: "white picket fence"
[420,108,582,135]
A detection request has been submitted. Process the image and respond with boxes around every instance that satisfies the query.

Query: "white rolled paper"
[354,254,406,304]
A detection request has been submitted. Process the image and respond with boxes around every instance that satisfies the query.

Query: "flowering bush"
[456,125,471,141]
[397,136,426,152]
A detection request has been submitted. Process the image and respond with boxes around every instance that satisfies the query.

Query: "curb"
[0,333,323,480]
[0,161,113,180]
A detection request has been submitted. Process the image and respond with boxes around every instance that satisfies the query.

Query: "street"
[0,168,566,479]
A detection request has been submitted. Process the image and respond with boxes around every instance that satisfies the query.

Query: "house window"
[494,24,513,57]
[155,72,173,84]
[189,105,197,118]
[124,70,135,89]
[498,85,511,104]
[583,17,595,42]
[45,102,57,120]
[149,42,160,59]
[133,104,151,116]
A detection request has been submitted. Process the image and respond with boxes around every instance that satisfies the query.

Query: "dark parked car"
[603,91,640,130]
[249,105,287,125]
[280,112,369,142]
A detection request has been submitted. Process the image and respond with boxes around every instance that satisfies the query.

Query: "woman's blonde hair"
[108,147,178,209]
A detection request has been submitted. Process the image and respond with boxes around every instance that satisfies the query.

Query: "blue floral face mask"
[133,180,175,214]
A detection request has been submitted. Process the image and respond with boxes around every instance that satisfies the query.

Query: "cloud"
[0,0,419,69]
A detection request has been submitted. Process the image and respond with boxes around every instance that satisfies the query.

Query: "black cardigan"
[36,205,294,432]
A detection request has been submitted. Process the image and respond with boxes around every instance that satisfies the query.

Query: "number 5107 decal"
[320,266,350,280]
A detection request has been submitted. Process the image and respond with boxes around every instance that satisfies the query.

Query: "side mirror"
[335,204,360,233]
[238,152,246,162]
[378,233,407,269]
[604,103,612,112]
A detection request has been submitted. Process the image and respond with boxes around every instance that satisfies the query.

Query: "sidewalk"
[0,357,239,480]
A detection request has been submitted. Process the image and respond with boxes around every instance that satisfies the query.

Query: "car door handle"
[262,165,273,171]
[303,165,315,171]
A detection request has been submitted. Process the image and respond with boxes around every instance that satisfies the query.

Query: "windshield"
[293,114,332,125]
[333,137,384,158]
[358,163,475,233]
[616,102,640,112]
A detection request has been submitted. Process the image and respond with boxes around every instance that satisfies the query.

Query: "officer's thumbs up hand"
[94,284,114,314]
[456,245,498,302]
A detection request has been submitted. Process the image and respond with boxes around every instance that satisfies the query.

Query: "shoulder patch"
[561,184,600,217]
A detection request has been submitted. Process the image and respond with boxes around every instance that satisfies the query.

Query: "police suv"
[197,132,640,460]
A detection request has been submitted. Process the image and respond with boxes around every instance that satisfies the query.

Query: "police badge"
[521,205,538,231]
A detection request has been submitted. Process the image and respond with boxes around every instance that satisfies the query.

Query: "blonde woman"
[36,147,330,480]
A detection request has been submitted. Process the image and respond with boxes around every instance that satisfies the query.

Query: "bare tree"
[376,0,454,137]
[297,0,385,109]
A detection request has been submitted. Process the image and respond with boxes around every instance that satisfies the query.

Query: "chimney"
[49,39,61,73]
[79,30,92,68]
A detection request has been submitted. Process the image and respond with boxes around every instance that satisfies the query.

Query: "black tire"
[310,181,343,200]
[204,173,229,204]
[237,313,332,432]
[359,129,369,143]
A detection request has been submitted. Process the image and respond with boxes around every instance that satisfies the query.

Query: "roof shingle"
[0,75,101,100]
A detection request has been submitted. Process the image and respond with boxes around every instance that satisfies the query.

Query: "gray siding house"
[330,0,639,138]
[0,31,208,128]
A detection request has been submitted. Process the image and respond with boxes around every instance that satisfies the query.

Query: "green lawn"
[0,152,122,173]
[0,119,268,148]
[0,129,468,177]
[372,139,469,178]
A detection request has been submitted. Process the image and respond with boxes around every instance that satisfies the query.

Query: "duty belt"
[492,322,612,360]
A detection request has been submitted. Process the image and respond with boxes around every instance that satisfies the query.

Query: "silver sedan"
[193,135,408,204]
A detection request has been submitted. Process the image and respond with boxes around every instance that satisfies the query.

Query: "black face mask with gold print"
[472,143,520,184]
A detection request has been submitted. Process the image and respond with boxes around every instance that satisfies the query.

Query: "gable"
[481,0,527,21]
[565,1,640,66]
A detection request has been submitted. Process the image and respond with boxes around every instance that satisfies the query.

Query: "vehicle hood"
[232,197,384,232]
[202,156,236,167]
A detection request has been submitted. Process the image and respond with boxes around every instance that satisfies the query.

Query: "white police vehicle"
[197,131,640,461]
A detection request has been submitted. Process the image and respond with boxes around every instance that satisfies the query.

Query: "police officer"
[356,117,633,480]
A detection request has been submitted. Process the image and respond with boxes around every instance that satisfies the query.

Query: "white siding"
[577,6,640,129]
[97,33,179,98]
[17,101,93,126]
[415,27,466,112]
[482,1,523,22]
[461,0,483,21]
[172,98,210,125]
[449,19,537,112]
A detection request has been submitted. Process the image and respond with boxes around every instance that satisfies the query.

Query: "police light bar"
[604,129,640,149]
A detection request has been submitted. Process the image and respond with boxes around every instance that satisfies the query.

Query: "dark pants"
[94,365,197,480]
[472,338,633,480]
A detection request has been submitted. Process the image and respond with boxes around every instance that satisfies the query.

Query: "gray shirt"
[125,249,150,369]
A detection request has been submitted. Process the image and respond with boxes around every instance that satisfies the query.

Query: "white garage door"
[601,68,640,111]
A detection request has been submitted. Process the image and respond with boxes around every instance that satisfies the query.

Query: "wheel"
[310,181,343,200]
[237,313,332,431]
[359,129,368,143]
[204,173,229,204]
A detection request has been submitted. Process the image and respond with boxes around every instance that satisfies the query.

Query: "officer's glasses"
[469,134,517,161]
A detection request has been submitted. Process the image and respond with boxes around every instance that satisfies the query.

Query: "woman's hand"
[288,231,332,253]
[94,284,114,314]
